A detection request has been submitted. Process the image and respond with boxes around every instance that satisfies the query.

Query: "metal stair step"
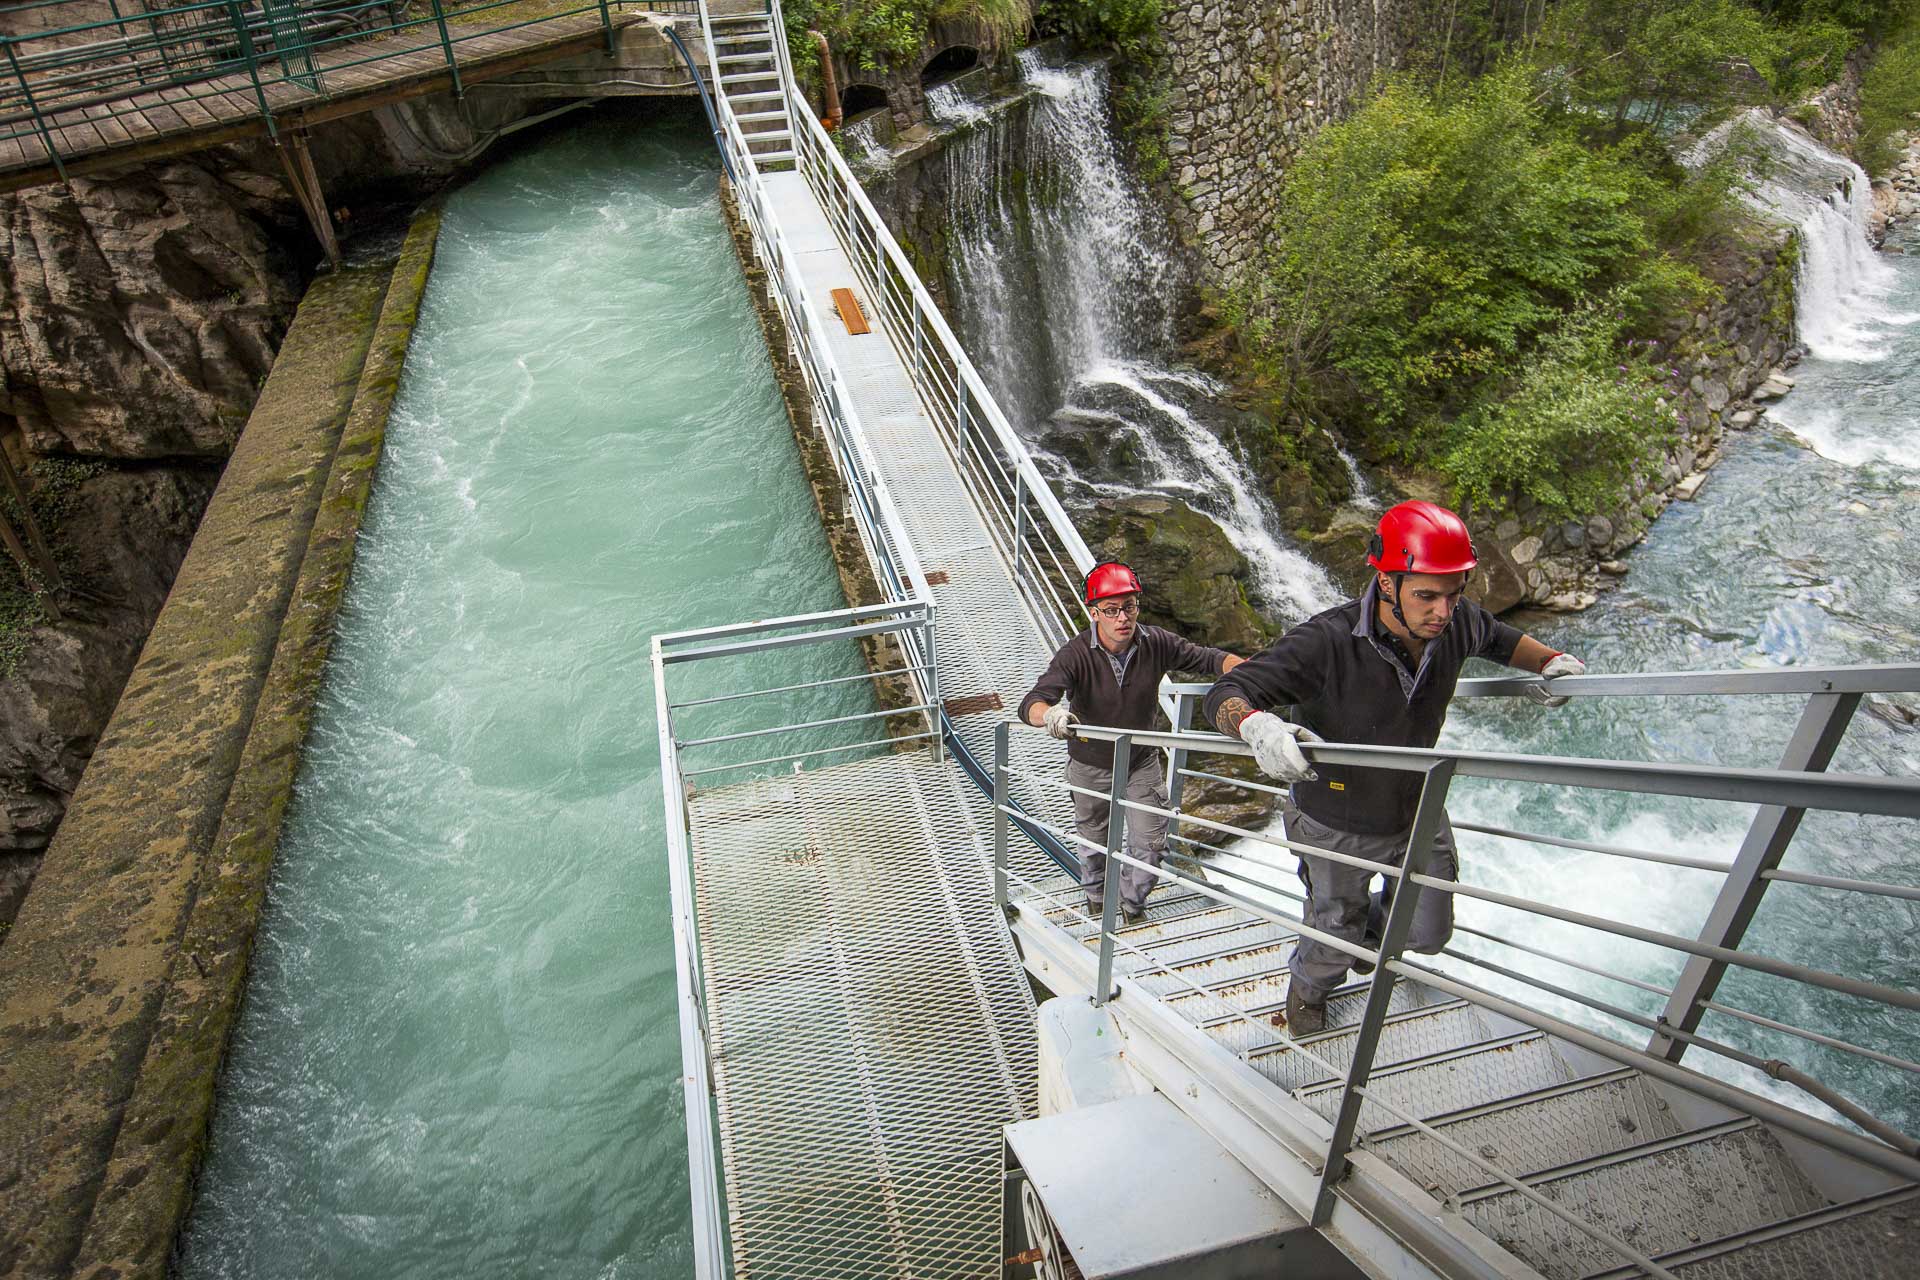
[1247,1000,1491,1093]
[1118,916,1294,974]
[1586,1186,1920,1280]
[711,33,771,45]
[1195,976,1448,1057]
[1130,936,1299,999]
[1459,1120,1830,1280]
[752,151,797,165]
[729,90,785,104]
[1366,1069,1688,1199]
[1068,904,1243,949]
[717,52,776,65]
[720,71,780,85]
[735,109,789,124]
[1296,1031,1578,1133]
[745,129,794,144]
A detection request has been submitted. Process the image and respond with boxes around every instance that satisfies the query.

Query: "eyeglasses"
[1091,600,1140,620]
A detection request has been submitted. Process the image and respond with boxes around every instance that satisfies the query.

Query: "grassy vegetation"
[783,0,1031,72]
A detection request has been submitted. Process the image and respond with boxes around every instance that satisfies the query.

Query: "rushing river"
[178,105,856,1278]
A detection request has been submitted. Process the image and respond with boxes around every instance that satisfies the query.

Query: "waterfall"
[938,52,1337,621]
[1704,111,1918,362]
[1691,112,1920,470]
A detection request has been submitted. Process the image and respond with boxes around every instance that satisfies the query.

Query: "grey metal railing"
[992,662,1920,1277]
[651,599,942,1277]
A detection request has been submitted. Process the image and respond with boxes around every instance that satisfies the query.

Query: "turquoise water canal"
[179,106,862,1277]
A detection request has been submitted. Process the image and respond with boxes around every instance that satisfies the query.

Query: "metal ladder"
[697,1,797,170]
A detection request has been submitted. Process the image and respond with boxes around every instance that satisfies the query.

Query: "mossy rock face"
[1079,494,1275,655]
[1221,401,1352,538]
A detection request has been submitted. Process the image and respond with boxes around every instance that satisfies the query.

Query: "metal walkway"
[655,5,1920,1278]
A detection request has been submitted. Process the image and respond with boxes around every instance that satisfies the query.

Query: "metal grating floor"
[688,752,1037,1279]
[688,171,1087,1279]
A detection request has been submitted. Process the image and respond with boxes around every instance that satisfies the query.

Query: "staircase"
[1018,875,1920,1279]
[699,2,797,171]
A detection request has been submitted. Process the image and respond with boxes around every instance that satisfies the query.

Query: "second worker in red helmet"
[1202,500,1587,1035]
[1020,561,1246,924]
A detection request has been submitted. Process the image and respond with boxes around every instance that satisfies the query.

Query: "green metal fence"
[0,0,701,175]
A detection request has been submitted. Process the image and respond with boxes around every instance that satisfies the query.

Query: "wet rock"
[1599,559,1630,575]
[0,464,217,922]
[1509,535,1543,565]
[0,162,299,459]
[1585,515,1614,547]
[1675,473,1708,501]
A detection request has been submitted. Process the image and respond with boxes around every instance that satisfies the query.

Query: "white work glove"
[1526,652,1587,707]
[1240,710,1323,783]
[1042,704,1079,740]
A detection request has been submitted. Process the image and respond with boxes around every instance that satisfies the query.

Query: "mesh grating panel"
[689,752,1038,1279]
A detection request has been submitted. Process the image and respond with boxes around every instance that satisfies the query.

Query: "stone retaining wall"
[1157,0,1420,285]
[0,208,439,1280]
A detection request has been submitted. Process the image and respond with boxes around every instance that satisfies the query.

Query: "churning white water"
[938,53,1337,620]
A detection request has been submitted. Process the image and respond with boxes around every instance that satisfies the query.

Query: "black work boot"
[1351,932,1382,977]
[1284,984,1327,1036]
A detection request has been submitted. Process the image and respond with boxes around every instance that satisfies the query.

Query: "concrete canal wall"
[0,209,439,1279]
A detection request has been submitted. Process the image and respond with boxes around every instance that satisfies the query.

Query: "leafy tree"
[1859,19,1920,172]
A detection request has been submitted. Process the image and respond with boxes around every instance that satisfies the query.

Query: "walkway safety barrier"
[992,662,1920,1278]
[0,0,699,169]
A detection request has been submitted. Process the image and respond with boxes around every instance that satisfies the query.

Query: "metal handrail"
[993,717,1920,1277]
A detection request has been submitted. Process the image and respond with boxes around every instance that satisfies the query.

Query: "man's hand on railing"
[1042,704,1079,741]
[1526,652,1588,708]
[1241,711,1322,783]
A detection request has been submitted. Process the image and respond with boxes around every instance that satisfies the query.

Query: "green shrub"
[1231,68,1721,514]
[784,1,1032,73]
[1859,21,1920,173]
[1032,0,1160,51]
[1441,301,1678,517]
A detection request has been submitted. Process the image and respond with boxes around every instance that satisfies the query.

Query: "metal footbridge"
[652,5,1920,1277]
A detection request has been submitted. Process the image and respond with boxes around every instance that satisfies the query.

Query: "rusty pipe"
[809,29,841,131]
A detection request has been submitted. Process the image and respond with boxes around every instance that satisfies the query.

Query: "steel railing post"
[2,37,69,184]
[598,0,616,56]
[993,721,1011,913]
[1165,689,1195,815]
[1650,690,1862,1063]
[1011,470,1027,584]
[225,0,279,139]
[428,0,464,98]
[1092,734,1132,1007]
[1312,759,1456,1226]
[925,605,943,765]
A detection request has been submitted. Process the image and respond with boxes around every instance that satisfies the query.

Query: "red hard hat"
[1085,561,1143,604]
[1368,501,1477,575]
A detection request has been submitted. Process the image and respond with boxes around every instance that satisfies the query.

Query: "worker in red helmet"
[1020,561,1247,923]
[1202,500,1586,1034]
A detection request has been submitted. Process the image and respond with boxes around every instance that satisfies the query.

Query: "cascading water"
[937,52,1336,621]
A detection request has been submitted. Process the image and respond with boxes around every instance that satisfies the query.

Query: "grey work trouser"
[1067,755,1170,911]
[1284,800,1459,1001]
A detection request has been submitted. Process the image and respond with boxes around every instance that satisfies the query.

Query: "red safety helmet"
[1085,561,1143,604]
[1368,501,1477,576]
